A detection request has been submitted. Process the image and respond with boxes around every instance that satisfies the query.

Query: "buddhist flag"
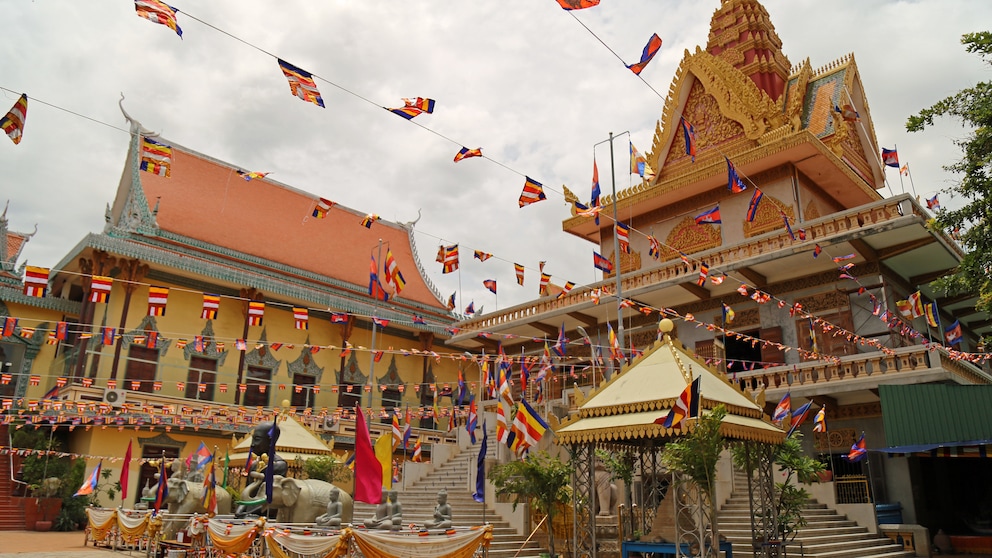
[354,404,383,503]
[680,117,697,161]
[474,250,493,262]
[389,97,436,119]
[312,197,335,218]
[519,176,546,207]
[134,0,182,37]
[881,148,899,167]
[278,59,325,107]
[201,294,220,319]
[294,307,309,330]
[140,136,173,177]
[360,214,379,228]
[515,263,525,285]
[908,290,925,318]
[556,0,600,9]
[74,461,102,497]
[147,286,169,316]
[412,438,423,462]
[593,251,614,273]
[384,249,406,295]
[484,279,497,294]
[442,245,459,274]
[90,276,113,304]
[23,266,49,297]
[746,188,764,222]
[726,158,747,193]
[248,301,265,326]
[649,236,661,259]
[236,170,269,181]
[510,400,550,453]
[454,147,483,162]
[629,142,655,180]
[539,272,551,296]
[447,292,456,310]
[924,302,940,328]
[697,263,709,287]
[1,94,28,145]
[695,206,721,225]
[656,376,700,429]
[812,406,827,433]
[616,222,631,254]
[626,33,662,75]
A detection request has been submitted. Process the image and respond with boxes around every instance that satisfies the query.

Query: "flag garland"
[140,137,173,177]
[134,0,182,37]
[278,59,325,107]
[726,158,747,193]
[248,301,265,326]
[389,97,436,120]
[23,266,49,298]
[201,294,220,320]
[147,286,169,316]
[293,307,309,330]
[518,177,546,207]
[1,94,28,145]
[745,188,764,222]
[454,147,482,162]
[312,198,335,218]
[514,263,525,286]
[626,33,662,75]
[616,222,631,253]
[474,250,492,262]
[629,142,655,180]
[90,276,113,304]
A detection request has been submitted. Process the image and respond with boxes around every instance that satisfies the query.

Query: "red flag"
[120,440,133,500]
[353,404,383,504]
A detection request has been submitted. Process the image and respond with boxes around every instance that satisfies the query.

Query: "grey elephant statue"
[594,462,619,516]
[165,477,233,516]
[269,477,353,525]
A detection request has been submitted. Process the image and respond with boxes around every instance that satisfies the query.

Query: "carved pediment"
[377,355,405,391]
[742,195,794,238]
[337,351,366,385]
[666,216,722,256]
[650,47,788,177]
[245,329,281,371]
[604,250,641,279]
[288,336,324,381]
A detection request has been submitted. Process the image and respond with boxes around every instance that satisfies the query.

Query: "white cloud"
[2,0,987,311]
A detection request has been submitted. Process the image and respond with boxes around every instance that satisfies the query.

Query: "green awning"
[879,384,992,447]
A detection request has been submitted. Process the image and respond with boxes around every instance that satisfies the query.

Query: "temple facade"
[447,0,990,530]
[1,114,464,506]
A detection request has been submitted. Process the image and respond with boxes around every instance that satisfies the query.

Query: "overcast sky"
[2,1,989,313]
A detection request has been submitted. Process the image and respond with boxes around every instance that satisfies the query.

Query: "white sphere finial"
[659,318,674,333]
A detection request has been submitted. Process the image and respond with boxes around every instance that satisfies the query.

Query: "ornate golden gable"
[666,216,722,255]
[648,47,789,179]
[784,58,812,131]
[743,194,794,237]
[604,249,641,278]
[662,81,746,170]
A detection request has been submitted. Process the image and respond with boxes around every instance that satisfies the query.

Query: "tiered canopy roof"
[555,320,784,445]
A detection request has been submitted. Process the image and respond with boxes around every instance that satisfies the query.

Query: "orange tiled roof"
[137,146,445,310]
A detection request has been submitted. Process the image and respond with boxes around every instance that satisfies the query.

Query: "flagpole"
[894,144,906,194]
[862,432,881,530]
[368,239,383,407]
[595,132,628,354]
[904,162,917,198]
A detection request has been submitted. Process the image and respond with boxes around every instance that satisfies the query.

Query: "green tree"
[301,455,349,484]
[907,31,992,317]
[489,451,572,558]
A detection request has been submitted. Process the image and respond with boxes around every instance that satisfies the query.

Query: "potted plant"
[489,451,572,558]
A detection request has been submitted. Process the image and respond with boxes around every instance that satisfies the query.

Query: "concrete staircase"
[0,424,28,530]
[718,472,912,558]
[352,433,545,558]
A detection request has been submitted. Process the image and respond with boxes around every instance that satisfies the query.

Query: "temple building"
[1,111,463,507]
[447,0,991,535]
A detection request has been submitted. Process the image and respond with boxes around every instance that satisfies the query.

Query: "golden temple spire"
[705,0,791,101]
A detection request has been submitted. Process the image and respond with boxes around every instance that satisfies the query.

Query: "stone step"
[720,526,869,538]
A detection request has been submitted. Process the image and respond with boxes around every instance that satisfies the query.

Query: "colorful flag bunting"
[389,97,436,119]
[236,170,269,181]
[201,294,220,319]
[1,94,28,145]
[484,279,497,294]
[515,263,525,286]
[629,142,655,180]
[140,136,172,177]
[248,301,265,326]
[312,198,335,218]
[23,266,49,298]
[442,245,459,274]
[474,250,493,262]
[695,206,721,225]
[626,33,663,75]
[147,286,169,316]
[278,59,325,107]
[593,251,614,273]
[360,214,379,228]
[539,272,551,296]
[134,0,182,37]
[90,276,113,304]
[293,307,309,330]
[454,147,482,162]
[519,177,547,207]
[745,188,764,222]
[616,222,631,253]
[726,158,747,193]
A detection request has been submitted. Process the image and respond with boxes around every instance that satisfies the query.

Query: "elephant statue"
[165,477,233,516]
[268,477,353,525]
[594,462,619,516]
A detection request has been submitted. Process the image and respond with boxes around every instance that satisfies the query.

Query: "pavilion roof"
[229,414,335,463]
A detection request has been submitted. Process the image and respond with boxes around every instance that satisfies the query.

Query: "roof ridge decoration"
[643,46,787,188]
[0,201,36,281]
[398,211,446,308]
[111,97,160,237]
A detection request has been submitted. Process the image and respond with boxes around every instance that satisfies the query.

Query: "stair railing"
[6,426,30,494]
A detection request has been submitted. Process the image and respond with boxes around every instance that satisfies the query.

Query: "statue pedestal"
[596,515,620,558]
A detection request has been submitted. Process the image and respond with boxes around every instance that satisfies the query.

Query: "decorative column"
[73,250,117,381]
[572,443,595,558]
[235,288,263,405]
[110,258,148,380]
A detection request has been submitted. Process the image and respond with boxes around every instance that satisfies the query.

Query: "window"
[380,386,402,424]
[124,345,158,393]
[244,366,271,408]
[797,311,856,357]
[291,374,316,409]
[186,356,217,401]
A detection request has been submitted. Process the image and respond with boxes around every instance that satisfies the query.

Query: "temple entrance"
[724,329,762,374]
